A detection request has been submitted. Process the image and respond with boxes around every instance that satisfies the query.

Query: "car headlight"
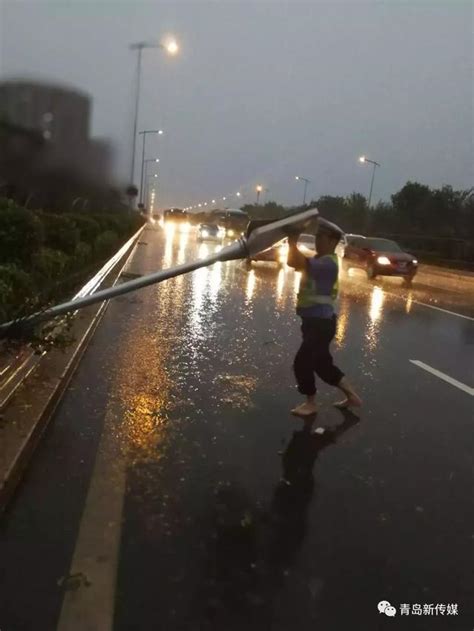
[377,256,391,265]
[412,259,418,265]
[201,230,209,238]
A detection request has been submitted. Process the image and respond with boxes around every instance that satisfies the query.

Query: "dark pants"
[293,316,344,396]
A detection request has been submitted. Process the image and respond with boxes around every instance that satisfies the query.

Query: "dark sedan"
[344,236,418,283]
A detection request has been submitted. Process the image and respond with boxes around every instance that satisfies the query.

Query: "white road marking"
[366,283,474,321]
[410,360,474,396]
[341,267,474,321]
[56,403,126,631]
[402,298,474,321]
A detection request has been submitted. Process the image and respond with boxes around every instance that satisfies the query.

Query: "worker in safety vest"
[286,218,362,417]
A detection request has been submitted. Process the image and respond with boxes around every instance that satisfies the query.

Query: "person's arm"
[286,235,308,271]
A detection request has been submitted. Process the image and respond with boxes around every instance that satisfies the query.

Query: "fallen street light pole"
[0,208,320,336]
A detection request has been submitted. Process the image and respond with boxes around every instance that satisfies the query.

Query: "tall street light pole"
[295,175,311,205]
[139,130,162,205]
[129,38,178,194]
[358,156,381,208]
[256,185,263,205]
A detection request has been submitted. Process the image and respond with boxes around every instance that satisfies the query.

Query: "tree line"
[241,182,474,267]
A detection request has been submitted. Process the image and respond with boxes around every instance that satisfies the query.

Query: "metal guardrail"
[0,226,144,411]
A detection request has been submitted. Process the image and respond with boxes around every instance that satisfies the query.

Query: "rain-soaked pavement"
[1,223,473,631]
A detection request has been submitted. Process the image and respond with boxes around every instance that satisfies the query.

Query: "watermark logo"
[378,601,397,617]
[378,601,459,617]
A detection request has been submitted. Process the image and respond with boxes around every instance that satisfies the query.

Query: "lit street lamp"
[255,185,263,205]
[129,38,178,195]
[295,175,310,205]
[358,155,381,208]
[145,158,160,190]
[146,173,159,209]
[139,130,163,205]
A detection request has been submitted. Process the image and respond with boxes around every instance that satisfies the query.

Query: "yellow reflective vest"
[296,254,339,310]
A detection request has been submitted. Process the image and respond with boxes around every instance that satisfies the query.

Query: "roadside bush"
[94,230,119,257]
[0,264,35,322]
[39,212,80,255]
[69,214,101,244]
[75,241,92,265]
[91,213,126,237]
[0,200,44,268]
[0,198,142,342]
[32,247,70,281]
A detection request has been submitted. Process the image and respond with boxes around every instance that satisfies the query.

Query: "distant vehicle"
[163,208,190,231]
[246,238,288,269]
[343,236,418,283]
[212,208,249,239]
[197,223,225,242]
[298,233,316,255]
[335,233,364,258]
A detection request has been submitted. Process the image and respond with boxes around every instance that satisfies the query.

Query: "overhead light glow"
[165,39,179,55]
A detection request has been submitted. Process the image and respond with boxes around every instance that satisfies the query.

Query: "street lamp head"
[359,156,366,163]
[222,196,226,201]
[295,176,300,180]
[164,39,179,55]
[212,199,216,204]
[256,185,263,192]
[158,130,164,135]
[236,192,241,197]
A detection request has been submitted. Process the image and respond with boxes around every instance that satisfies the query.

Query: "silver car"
[335,233,365,258]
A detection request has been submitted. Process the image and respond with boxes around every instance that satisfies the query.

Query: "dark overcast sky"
[1,0,472,209]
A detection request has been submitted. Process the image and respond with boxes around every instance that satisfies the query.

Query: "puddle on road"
[212,374,259,411]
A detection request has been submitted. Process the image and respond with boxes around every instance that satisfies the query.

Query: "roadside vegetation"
[0,197,144,325]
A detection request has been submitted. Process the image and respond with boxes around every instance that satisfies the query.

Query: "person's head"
[315,219,343,255]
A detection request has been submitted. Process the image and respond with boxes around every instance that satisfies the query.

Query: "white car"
[298,233,316,255]
[246,238,289,268]
[335,233,365,258]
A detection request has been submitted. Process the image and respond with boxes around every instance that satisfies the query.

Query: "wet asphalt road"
[1,224,473,631]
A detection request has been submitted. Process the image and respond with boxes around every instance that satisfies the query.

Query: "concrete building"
[0,79,113,196]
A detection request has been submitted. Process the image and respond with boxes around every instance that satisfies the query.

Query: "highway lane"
[1,223,472,631]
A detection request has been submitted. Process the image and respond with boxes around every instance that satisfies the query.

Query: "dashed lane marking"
[410,360,474,396]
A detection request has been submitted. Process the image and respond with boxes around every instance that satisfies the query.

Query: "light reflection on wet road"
[0,224,473,631]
